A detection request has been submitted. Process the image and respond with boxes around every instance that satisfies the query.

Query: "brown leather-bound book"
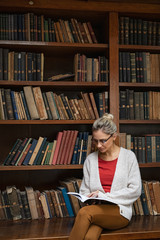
[143,180,154,215]
[25,186,39,219]
[152,181,160,214]
[44,190,56,217]
[57,94,69,120]
[53,93,65,120]
[78,22,88,43]
[50,190,61,217]
[79,98,90,120]
[56,130,68,165]
[33,87,48,120]
[77,99,86,119]
[65,130,78,165]
[86,22,98,44]
[53,22,60,42]
[68,99,80,120]
[59,130,72,165]
[81,92,95,119]
[89,92,99,119]
[83,22,93,43]
[71,18,81,43]
[56,21,64,42]
[6,186,22,220]
[39,192,50,219]
[60,180,80,215]
[23,86,39,120]
[34,190,44,219]
[52,131,63,165]
[149,91,153,120]
[147,181,158,215]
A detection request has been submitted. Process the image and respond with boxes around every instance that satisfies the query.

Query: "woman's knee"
[77,206,90,218]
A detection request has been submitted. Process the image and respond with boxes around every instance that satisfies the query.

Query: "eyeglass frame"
[92,134,113,145]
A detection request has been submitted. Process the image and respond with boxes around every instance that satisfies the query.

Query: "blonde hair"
[92,113,117,135]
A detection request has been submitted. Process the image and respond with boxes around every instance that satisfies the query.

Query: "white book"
[67,192,116,205]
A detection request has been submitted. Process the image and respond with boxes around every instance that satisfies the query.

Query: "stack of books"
[119,90,160,120]
[119,133,160,164]
[0,13,98,43]
[0,48,44,81]
[0,86,109,120]
[74,54,109,82]
[119,17,160,45]
[0,178,82,221]
[2,131,93,166]
[133,180,160,216]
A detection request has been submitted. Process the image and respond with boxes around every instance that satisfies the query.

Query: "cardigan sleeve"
[98,153,142,206]
[79,156,92,196]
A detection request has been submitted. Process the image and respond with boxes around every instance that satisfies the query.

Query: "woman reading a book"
[69,113,141,240]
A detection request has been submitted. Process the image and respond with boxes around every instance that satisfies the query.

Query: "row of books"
[0,178,82,220]
[3,131,93,166]
[119,17,160,46]
[119,52,160,83]
[0,86,109,120]
[119,90,160,120]
[133,180,160,216]
[0,13,98,43]
[119,133,160,163]
[0,48,44,81]
[74,54,109,82]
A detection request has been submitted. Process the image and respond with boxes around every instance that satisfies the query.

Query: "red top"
[98,157,118,192]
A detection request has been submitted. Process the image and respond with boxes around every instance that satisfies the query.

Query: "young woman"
[69,113,142,240]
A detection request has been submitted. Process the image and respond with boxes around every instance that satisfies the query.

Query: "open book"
[67,192,115,204]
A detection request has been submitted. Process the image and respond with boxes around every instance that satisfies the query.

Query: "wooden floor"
[0,216,160,240]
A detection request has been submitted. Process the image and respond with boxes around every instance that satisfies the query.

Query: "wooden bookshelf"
[0,0,160,239]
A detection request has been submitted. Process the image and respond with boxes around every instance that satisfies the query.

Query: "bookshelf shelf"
[0,41,108,55]
[119,45,160,52]
[0,81,108,88]
[0,120,95,125]
[139,163,160,168]
[119,83,160,88]
[0,165,83,171]
[119,120,160,124]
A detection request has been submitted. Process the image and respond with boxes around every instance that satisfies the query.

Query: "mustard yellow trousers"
[69,204,129,240]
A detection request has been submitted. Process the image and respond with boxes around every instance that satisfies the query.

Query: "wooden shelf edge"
[119,120,160,124]
[0,40,108,49]
[119,44,160,51]
[0,165,83,171]
[139,162,160,168]
[119,82,160,88]
[0,81,108,87]
[0,120,95,124]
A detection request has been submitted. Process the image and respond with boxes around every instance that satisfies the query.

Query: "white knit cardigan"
[80,147,142,220]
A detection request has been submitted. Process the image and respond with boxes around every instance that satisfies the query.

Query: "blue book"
[140,183,149,215]
[81,131,89,164]
[156,136,160,162]
[76,132,83,164]
[57,186,74,217]
[33,137,47,165]
[71,137,79,164]
[22,139,38,165]
[10,91,19,119]
[146,136,152,163]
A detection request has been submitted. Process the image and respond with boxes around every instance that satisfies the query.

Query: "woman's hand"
[87,190,99,198]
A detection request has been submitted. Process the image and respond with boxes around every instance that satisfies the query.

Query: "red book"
[87,22,98,44]
[52,132,63,165]
[56,130,68,165]
[66,130,78,165]
[59,131,72,165]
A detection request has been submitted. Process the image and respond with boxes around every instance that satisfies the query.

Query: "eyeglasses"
[92,134,113,145]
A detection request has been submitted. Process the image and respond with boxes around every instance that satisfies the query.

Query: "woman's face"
[92,129,115,153]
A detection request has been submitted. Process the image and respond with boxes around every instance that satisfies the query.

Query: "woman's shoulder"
[120,147,137,159]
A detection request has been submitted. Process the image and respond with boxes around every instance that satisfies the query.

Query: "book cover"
[57,186,74,217]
